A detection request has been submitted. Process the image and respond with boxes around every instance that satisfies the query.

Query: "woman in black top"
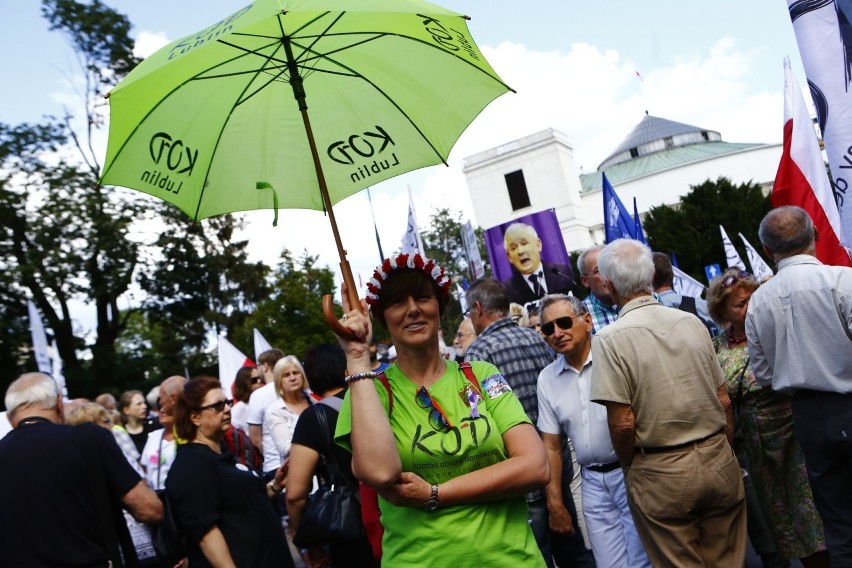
[167,377,292,568]
[287,344,378,568]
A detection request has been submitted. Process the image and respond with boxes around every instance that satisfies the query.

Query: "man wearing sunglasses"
[537,294,650,568]
[589,239,746,567]
[465,278,595,568]
[746,206,852,565]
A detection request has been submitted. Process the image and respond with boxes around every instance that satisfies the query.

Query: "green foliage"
[643,177,772,282]
[419,207,490,343]
[232,251,338,362]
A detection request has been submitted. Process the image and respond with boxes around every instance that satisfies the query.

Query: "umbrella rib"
[290,38,448,165]
[192,42,291,220]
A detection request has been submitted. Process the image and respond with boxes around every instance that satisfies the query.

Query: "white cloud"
[134,31,170,59]
[235,36,788,299]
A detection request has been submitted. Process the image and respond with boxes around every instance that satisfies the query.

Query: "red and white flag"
[252,328,273,364]
[787,0,852,247]
[218,336,255,395]
[773,57,851,267]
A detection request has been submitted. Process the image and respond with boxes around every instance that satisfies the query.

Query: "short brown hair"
[174,376,221,441]
[232,366,257,404]
[373,268,448,328]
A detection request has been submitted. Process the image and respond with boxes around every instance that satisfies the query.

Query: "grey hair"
[577,244,605,276]
[758,206,815,258]
[502,222,538,249]
[5,373,59,420]
[466,277,510,316]
[598,239,655,297]
[540,293,588,318]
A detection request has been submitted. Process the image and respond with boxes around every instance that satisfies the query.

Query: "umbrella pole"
[284,34,360,339]
[300,109,362,339]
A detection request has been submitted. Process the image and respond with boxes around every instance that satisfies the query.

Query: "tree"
[0,1,144,396]
[233,251,338,362]
[643,177,772,282]
[135,206,270,380]
[419,207,490,342]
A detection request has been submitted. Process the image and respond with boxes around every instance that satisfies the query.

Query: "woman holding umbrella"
[333,254,550,567]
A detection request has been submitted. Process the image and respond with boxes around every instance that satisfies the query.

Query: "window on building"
[629,147,639,158]
[505,170,531,211]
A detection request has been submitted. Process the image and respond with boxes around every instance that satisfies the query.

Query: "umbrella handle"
[322,294,359,340]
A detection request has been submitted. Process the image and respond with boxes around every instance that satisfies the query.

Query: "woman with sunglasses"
[707,269,827,567]
[230,365,263,434]
[333,254,550,567]
[166,376,293,568]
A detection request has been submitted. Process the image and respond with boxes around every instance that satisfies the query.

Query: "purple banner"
[484,209,575,306]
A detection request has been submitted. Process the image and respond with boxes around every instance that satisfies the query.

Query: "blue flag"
[633,197,647,244]
[671,251,680,268]
[602,172,636,243]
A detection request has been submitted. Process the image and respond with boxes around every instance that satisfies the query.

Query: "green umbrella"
[100,0,511,332]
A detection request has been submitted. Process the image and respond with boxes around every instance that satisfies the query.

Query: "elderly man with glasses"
[537,293,650,568]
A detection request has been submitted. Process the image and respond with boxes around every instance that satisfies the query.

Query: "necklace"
[399,358,445,388]
[727,329,747,346]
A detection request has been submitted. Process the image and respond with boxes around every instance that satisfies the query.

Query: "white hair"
[5,373,59,420]
[502,222,538,249]
[577,244,605,276]
[598,239,654,298]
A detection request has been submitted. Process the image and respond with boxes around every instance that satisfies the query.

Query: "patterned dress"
[714,336,826,560]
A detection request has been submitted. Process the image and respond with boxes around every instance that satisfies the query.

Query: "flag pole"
[366,187,385,263]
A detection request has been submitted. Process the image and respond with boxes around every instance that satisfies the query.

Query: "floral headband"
[365,253,451,307]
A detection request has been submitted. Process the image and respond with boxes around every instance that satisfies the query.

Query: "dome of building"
[597,113,722,170]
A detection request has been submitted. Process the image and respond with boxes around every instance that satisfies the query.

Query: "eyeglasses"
[541,315,577,337]
[415,387,452,431]
[455,331,473,339]
[250,376,262,384]
[721,271,752,289]
[196,399,233,413]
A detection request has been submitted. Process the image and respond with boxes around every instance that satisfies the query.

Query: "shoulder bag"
[293,399,364,548]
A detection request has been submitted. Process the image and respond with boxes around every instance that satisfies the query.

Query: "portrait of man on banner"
[484,209,576,306]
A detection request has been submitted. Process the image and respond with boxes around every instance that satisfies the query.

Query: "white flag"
[672,267,706,299]
[456,283,469,314]
[27,300,52,374]
[253,329,273,363]
[461,220,485,280]
[787,1,852,245]
[738,233,774,281]
[218,336,254,395]
[719,225,746,270]
[50,339,68,400]
[401,187,425,256]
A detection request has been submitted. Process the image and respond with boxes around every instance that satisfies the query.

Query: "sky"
[2,0,806,335]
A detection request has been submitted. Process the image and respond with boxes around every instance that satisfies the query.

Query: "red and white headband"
[365,253,451,307]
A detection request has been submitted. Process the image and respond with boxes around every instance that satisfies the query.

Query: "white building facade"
[462,115,781,252]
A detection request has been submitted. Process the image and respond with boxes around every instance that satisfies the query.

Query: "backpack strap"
[377,370,394,417]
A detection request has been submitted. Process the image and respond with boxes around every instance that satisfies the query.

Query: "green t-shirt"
[335,360,546,567]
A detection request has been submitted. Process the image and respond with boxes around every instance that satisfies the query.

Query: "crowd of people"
[0,205,850,567]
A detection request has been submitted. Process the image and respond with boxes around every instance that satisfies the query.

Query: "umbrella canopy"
[100,0,511,222]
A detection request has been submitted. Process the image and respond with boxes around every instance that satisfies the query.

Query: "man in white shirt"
[746,206,852,565]
[537,294,649,568]
[247,348,285,476]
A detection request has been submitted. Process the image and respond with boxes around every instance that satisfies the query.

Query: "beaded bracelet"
[345,371,379,384]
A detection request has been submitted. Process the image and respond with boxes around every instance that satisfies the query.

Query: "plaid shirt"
[464,316,554,426]
[583,294,619,334]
